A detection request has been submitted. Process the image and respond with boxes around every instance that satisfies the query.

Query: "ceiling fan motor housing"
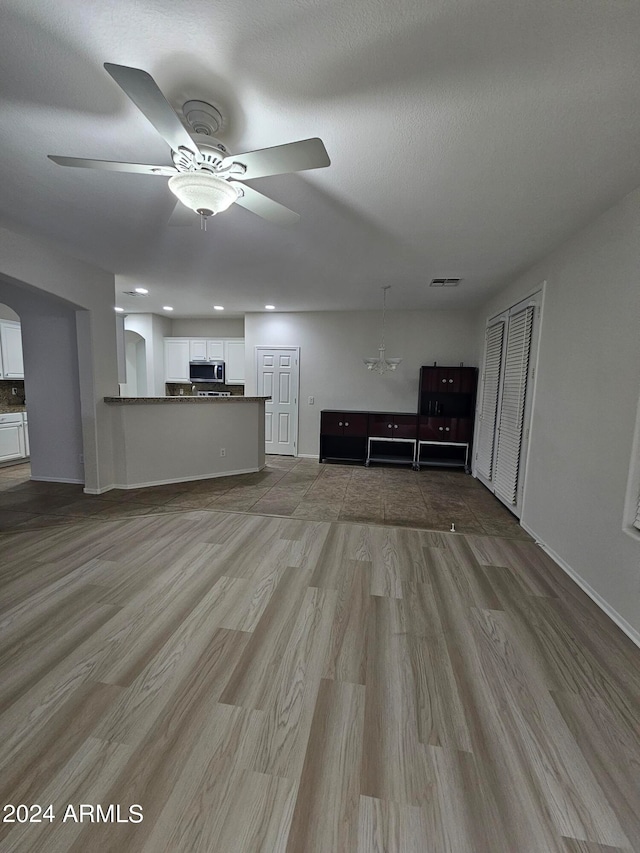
[172,137,228,174]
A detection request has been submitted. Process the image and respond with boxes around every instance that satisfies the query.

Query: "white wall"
[170,317,244,337]
[0,286,85,481]
[0,226,118,491]
[109,400,265,488]
[478,186,640,640]
[121,330,147,398]
[124,313,171,396]
[245,309,478,457]
[0,304,19,321]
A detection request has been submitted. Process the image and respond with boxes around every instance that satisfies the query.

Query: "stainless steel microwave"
[189,360,225,383]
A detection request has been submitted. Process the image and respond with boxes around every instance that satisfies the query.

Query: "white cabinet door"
[165,339,190,382]
[206,340,224,361]
[0,415,25,462]
[189,340,208,361]
[0,321,24,379]
[188,340,225,361]
[224,340,245,384]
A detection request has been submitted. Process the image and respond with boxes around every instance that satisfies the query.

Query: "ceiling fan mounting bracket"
[182,100,225,137]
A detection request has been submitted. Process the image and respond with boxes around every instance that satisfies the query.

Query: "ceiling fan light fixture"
[168,172,238,216]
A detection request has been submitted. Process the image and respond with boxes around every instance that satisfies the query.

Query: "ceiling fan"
[48,63,331,228]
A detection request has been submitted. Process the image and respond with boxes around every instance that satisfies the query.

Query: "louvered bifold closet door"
[493,305,534,505]
[476,320,505,480]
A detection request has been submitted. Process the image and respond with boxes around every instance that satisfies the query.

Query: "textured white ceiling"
[1,0,640,316]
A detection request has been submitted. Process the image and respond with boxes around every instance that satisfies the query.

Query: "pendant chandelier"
[364,285,403,374]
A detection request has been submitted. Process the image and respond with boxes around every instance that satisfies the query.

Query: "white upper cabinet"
[206,340,224,361]
[189,339,207,361]
[0,320,24,379]
[165,337,244,384]
[165,339,190,382]
[224,340,245,384]
[189,339,225,361]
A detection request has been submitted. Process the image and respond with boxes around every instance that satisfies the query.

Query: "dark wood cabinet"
[366,412,417,467]
[368,413,417,440]
[417,366,477,471]
[319,410,368,463]
[321,411,368,437]
[418,417,474,443]
[319,366,476,470]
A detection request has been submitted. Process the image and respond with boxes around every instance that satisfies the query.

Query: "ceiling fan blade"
[222,137,330,181]
[231,182,300,226]
[167,199,196,226]
[48,155,177,176]
[104,63,199,157]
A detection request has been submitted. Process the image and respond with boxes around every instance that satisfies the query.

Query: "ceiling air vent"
[430,278,461,287]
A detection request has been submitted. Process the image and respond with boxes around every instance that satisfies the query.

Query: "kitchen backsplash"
[0,380,25,406]
[165,383,245,396]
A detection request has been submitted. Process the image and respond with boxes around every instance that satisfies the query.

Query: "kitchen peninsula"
[103,395,268,493]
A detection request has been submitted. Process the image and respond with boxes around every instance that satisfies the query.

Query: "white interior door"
[474,292,542,517]
[256,347,299,456]
[475,318,506,486]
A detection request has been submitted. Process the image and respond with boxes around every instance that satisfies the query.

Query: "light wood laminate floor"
[0,503,638,850]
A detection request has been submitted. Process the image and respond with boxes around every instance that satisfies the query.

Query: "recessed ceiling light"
[134,287,149,294]
[213,305,224,311]
[114,307,124,312]
[265,304,275,310]
[163,306,174,311]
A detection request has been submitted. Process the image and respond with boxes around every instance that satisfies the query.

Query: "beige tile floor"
[0,457,529,537]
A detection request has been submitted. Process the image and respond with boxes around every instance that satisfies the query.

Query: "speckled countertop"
[0,405,26,414]
[104,396,270,405]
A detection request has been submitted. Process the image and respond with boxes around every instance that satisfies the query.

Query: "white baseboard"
[83,465,264,495]
[31,476,84,485]
[520,521,640,650]
[296,453,318,460]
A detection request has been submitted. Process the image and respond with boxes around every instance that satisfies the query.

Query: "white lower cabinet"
[0,413,25,462]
